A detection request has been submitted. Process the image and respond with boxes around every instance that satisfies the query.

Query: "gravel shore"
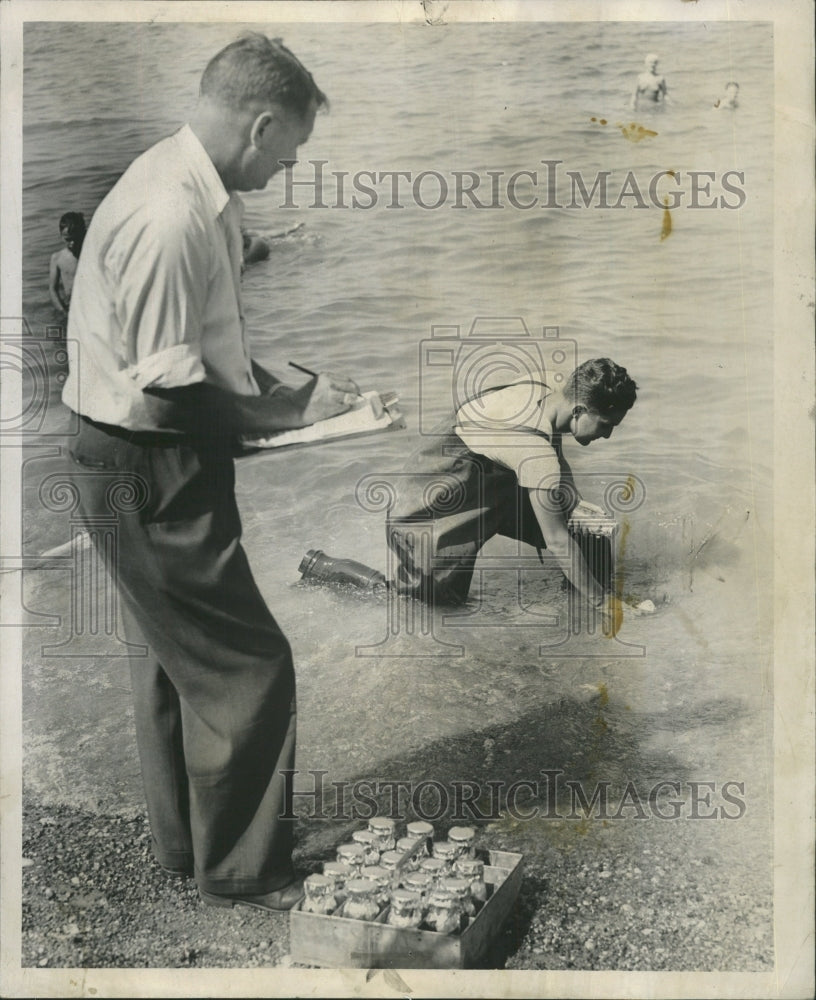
[23,776,772,971]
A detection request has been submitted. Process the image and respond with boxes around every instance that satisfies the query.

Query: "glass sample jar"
[361,865,391,907]
[402,870,433,911]
[424,887,463,935]
[418,856,447,887]
[336,842,366,875]
[404,821,434,856]
[378,850,405,884]
[351,829,382,867]
[442,876,475,918]
[432,840,460,874]
[343,878,381,921]
[453,856,488,904]
[302,873,337,915]
[448,825,476,860]
[322,861,353,905]
[368,817,396,853]
[395,837,422,871]
[387,888,423,928]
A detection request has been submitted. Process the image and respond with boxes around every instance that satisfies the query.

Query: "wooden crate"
[289,848,523,969]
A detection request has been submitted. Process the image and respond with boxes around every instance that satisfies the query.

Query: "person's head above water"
[560,358,638,446]
[644,53,660,71]
[191,33,328,193]
[58,212,86,253]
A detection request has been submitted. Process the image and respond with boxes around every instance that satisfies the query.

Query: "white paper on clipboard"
[242,390,404,450]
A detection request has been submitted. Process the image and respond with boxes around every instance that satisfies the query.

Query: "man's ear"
[249,110,279,149]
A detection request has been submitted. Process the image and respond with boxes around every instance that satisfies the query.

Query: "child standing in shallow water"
[48,212,86,318]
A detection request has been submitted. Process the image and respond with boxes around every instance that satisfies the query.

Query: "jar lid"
[369,817,396,832]
[420,857,446,872]
[406,821,434,837]
[404,871,433,888]
[428,887,455,907]
[380,850,404,869]
[352,829,379,845]
[304,873,334,892]
[390,888,421,906]
[345,877,378,896]
[395,837,416,852]
[448,826,475,842]
[323,861,352,878]
[361,865,389,882]
[454,857,484,875]
[337,843,366,860]
[433,840,459,858]
[441,877,471,897]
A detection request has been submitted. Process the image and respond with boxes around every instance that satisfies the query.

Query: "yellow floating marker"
[660,196,672,240]
[616,121,658,143]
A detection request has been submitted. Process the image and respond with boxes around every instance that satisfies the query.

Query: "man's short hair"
[59,212,86,234]
[200,33,327,118]
[565,359,638,416]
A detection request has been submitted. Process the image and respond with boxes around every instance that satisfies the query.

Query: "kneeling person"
[302,359,637,629]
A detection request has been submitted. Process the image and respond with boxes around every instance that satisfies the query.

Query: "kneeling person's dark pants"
[67,417,296,895]
[387,501,613,607]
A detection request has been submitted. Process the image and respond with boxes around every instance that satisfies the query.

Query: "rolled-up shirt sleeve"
[110,207,210,390]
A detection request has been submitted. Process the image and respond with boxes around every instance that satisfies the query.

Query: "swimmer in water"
[630,53,668,111]
[48,212,86,318]
[241,222,306,270]
[714,81,740,110]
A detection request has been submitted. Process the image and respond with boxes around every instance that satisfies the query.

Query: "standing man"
[61,34,357,912]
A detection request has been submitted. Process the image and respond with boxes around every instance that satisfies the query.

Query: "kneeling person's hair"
[565,358,637,416]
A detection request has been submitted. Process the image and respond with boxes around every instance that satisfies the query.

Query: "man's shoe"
[200,879,304,913]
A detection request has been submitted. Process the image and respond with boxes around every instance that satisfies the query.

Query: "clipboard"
[241,390,405,451]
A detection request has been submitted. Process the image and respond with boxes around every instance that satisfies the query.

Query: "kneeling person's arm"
[528,485,607,607]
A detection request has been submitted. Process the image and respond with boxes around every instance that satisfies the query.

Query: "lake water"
[21,19,774,846]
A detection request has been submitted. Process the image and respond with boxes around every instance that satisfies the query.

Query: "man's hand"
[292,372,360,425]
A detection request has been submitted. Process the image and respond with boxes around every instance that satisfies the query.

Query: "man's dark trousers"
[67,416,296,895]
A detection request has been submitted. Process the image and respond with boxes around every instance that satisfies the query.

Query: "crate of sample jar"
[289,845,523,969]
